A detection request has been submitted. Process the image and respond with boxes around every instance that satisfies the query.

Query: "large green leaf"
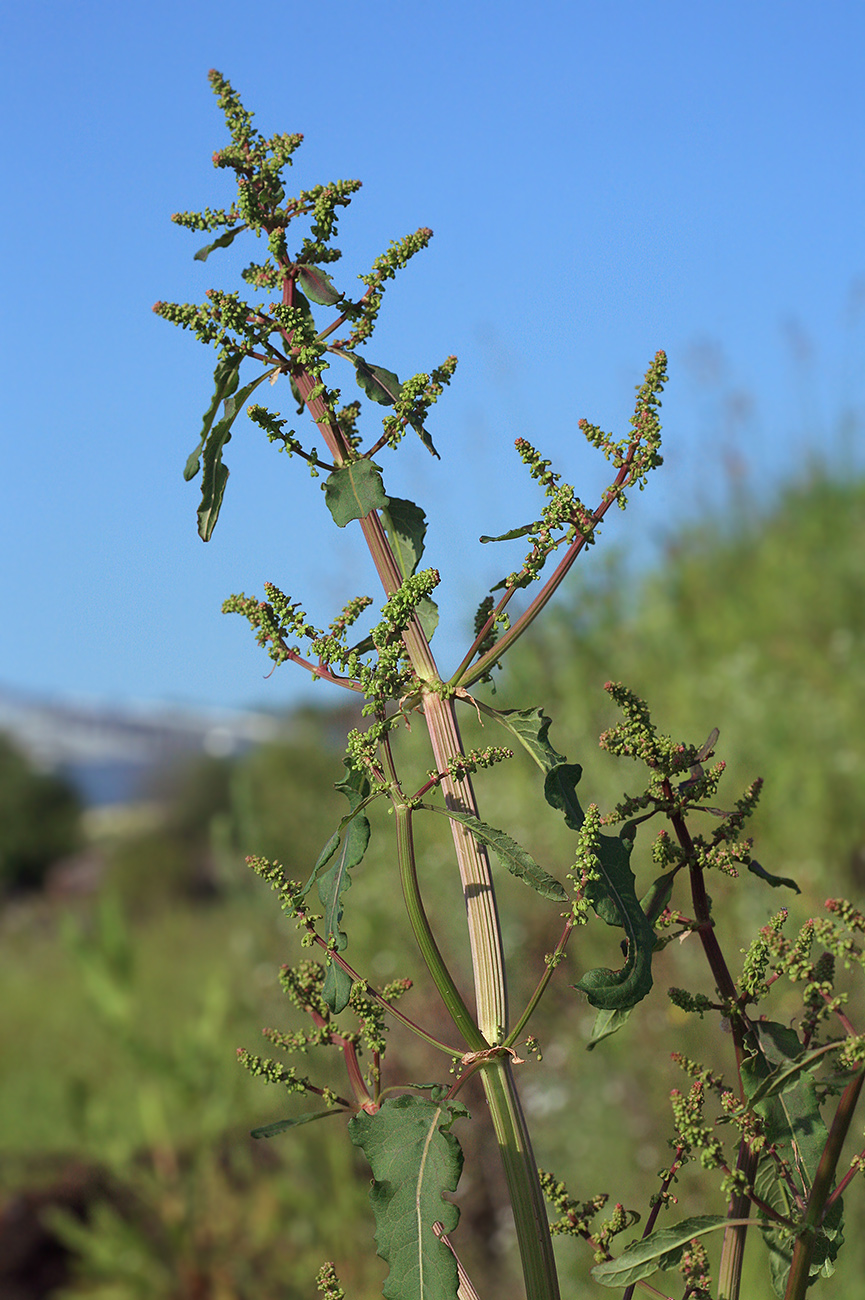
[483,706,567,774]
[348,1096,467,1300]
[310,762,372,1014]
[297,265,344,306]
[381,497,438,639]
[184,355,240,482]
[545,763,655,1010]
[425,805,566,902]
[193,223,248,262]
[353,358,403,406]
[196,371,271,541]
[382,497,428,578]
[591,1215,728,1287]
[324,460,388,527]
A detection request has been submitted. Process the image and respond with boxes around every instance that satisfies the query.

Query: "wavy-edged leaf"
[298,265,344,306]
[382,497,428,578]
[193,223,248,262]
[479,522,536,543]
[354,358,403,406]
[591,1215,728,1287]
[483,706,567,774]
[348,1096,467,1300]
[425,805,566,902]
[748,859,800,893]
[545,763,655,1010]
[324,460,388,527]
[252,1109,339,1139]
[197,371,272,540]
[311,762,372,1013]
[185,355,240,482]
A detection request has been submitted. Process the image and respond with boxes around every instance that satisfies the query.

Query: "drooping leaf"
[382,497,428,578]
[354,358,403,406]
[425,805,566,902]
[251,1110,339,1139]
[193,223,249,262]
[407,416,440,460]
[297,265,344,306]
[591,1215,728,1287]
[586,1006,634,1050]
[185,355,240,482]
[748,859,800,893]
[311,761,372,1013]
[479,522,536,543]
[197,371,272,540]
[324,460,388,527]
[545,763,655,1010]
[348,1096,467,1300]
[484,707,567,774]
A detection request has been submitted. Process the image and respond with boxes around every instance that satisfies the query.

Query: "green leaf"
[197,371,271,541]
[408,416,440,460]
[313,762,372,1013]
[382,497,428,579]
[745,1040,843,1107]
[544,763,655,1010]
[591,1215,728,1287]
[484,707,567,774]
[479,522,536,543]
[185,355,240,482]
[298,265,345,306]
[354,358,403,406]
[425,805,566,902]
[193,223,248,262]
[586,1006,634,1050]
[640,870,677,925]
[416,596,439,643]
[324,460,388,527]
[348,1096,467,1300]
[251,1110,339,1139]
[748,859,800,893]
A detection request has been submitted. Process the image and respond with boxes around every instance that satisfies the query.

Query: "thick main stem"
[292,357,559,1299]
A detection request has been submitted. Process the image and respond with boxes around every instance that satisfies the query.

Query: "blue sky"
[2,1,863,713]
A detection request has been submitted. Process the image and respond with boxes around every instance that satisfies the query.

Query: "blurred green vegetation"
[3,467,865,1298]
[0,735,82,893]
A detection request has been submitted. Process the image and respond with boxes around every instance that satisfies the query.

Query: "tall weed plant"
[155,72,865,1300]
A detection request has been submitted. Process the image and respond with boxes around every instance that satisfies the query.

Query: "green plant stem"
[291,359,559,1298]
[390,797,485,1051]
[665,786,758,1300]
[482,1058,562,1300]
[504,919,574,1050]
[783,1068,865,1300]
[458,432,648,690]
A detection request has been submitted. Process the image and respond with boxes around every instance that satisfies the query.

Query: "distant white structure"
[0,685,283,805]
